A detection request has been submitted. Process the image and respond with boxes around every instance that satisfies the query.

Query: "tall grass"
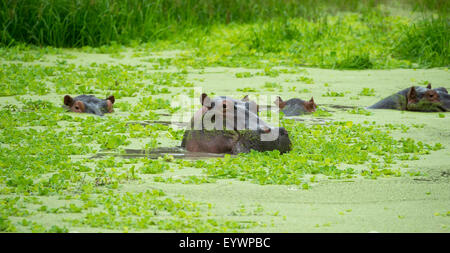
[0,0,309,47]
[393,17,449,67]
[1,0,440,47]
[0,0,448,68]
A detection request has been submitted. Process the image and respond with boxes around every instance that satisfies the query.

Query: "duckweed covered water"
[0,38,449,233]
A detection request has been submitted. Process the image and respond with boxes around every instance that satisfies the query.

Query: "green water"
[0,49,449,233]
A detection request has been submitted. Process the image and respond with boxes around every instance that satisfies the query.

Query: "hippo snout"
[255,127,291,153]
[271,127,289,139]
[275,127,292,153]
[279,127,288,136]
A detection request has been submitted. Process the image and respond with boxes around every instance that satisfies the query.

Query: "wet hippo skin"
[64,95,115,116]
[182,93,292,154]
[368,84,448,112]
[274,96,317,116]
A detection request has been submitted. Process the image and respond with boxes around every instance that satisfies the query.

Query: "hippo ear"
[407,86,418,104]
[64,95,74,106]
[242,95,250,102]
[274,96,286,109]
[201,93,212,108]
[107,95,115,104]
[308,97,317,112]
[274,96,286,110]
[426,83,432,89]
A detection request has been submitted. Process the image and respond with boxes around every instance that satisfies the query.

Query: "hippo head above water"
[406,84,449,112]
[274,96,317,116]
[368,83,449,112]
[64,95,115,116]
[181,93,292,154]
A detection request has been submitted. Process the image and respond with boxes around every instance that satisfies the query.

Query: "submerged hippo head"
[406,84,448,112]
[368,83,449,112]
[182,94,291,154]
[64,95,115,116]
[274,96,317,116]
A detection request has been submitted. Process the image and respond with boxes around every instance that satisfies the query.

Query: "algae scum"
[0,46,448,233]
[0,1,450,232]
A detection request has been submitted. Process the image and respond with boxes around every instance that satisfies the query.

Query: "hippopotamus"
[63,95,115,116]
[189,94,260,129]
[181,93,291,154]
[274,96,317,116]
[368,84,449,112]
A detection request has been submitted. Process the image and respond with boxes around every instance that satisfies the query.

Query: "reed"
[0,0,448,67]
[2,0,438,47]
[393,17,449,67]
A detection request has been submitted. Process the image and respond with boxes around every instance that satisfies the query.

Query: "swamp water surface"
[0,49,449,232]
